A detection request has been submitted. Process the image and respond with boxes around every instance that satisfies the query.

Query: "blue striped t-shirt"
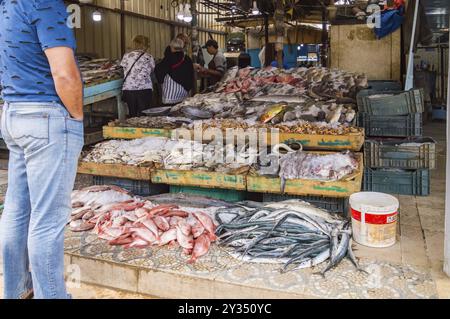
[0,0,77,102]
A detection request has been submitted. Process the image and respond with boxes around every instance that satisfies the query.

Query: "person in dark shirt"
[155,38,195,106]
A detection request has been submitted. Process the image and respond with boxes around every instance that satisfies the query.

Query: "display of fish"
[77,55,123,86]
[215,200,363,275]
[164,66,366,125]
[109,116,192,129]
[81,136,253,173]
[273,150,359,192]
[68,186,219,263]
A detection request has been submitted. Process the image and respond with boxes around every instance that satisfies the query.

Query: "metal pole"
[405,0,420,90]
[264,14,269,67]
[444,14,450,277]
[191,0,199,63]
[321,6,328,67]
[275,0,284,68]
[191,0,199,94]
[120,0,125,57]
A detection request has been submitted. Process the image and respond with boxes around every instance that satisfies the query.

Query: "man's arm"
[45,47,83,120]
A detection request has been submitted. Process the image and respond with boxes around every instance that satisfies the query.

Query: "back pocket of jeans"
[10,112,50,153]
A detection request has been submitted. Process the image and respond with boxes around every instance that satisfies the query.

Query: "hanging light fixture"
[177,3,185,21]
[251,1,260,15]
[183,3,193,23]
[92,10,102,22]
[231,5,237,14]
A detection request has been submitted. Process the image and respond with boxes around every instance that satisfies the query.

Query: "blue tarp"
[374,7,405,39]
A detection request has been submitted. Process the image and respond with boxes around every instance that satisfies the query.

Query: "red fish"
[188,234,211,264]
[162,210,189,218]
[153,216,170,231]
[159,228,178,246]
[176,226,194,250]
[130,227,158,244]
[149,205,179,216]
[191,222,205,239]
[192,212,217,240]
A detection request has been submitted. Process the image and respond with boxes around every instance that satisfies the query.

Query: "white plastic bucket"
[349,192,399,248]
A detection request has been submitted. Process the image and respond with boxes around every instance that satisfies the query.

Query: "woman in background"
[120,35,155,117]
[156,38,194,106]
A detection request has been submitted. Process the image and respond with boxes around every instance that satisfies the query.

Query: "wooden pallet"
[151,169,247,190]
[247,153,363,198]
[103,126,365,151]
[77,162,152,181]
[103,126,171,139]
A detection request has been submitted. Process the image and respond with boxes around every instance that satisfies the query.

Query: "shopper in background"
[120,35,155,117]
[0,0,83,299]
[156,38,195,106]
[163,33,190,57]
[195,39,227,87]
[270,50,290,70]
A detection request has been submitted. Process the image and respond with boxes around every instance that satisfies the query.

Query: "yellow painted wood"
[151,169,247,190]
[103,126,171,139]
[103,126,365,151]
[275,132,365,151]
[246,153,364,198]
[78,162,152,181]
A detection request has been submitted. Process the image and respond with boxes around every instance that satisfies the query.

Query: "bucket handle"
[360,204,372,243]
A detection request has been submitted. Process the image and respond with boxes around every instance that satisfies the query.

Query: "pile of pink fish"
[70,185,217,263]
[219,68,303,95]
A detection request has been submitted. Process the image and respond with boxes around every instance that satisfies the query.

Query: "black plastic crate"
[364,137,436,169]
[357,113,422,137]
[357,89,424,115]
[363,168,430,196]
[367,80,403,92]
[262,193,348,214]
[93,176,169,197]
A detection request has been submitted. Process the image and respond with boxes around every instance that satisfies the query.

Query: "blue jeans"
[0,102,84,299]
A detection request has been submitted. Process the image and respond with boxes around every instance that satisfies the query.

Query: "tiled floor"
[0,122,449,298]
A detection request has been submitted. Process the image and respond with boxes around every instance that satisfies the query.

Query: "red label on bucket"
[351,208,398,225]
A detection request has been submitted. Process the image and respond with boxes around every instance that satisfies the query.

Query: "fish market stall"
[104,117,365,151]
[68,185,362,274]
[102,66,367,151]
[79,57,126,145]
[77,136,363,198]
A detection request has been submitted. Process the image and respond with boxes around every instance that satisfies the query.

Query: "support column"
[190,0,199,94]
[444,35,450,277]
[274,0,285,68]
[191,0,199,64]
[120,0,126,57]
[321,6,328,67]
[264,14,269,67]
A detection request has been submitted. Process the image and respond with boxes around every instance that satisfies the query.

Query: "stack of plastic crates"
[357,84,436,196]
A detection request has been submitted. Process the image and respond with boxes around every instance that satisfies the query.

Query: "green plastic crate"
[170,185,247,202]
[367,80,402,92]
[363,168,430,196]
[364,137,436,169]
[357,89,424,115]
[357,113,422,137]
[262,193,348,214]
[93,176,169,197]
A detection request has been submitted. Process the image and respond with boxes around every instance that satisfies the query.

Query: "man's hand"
[45,47,83,120]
